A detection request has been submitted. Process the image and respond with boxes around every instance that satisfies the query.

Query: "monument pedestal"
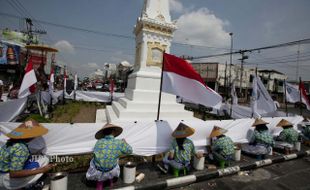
[106,68,193,122]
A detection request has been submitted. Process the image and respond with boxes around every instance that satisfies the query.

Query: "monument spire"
[105,0,193,122]
[142,0,171,23]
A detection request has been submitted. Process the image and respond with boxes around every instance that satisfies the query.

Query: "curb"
[115,150,310,190]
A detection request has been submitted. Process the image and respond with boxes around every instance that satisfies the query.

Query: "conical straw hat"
[171,123,195,138]
[276,119,293,127]
[252,118,269,127]
[302,117,309,122]
[209,126,228,138]
[5,119,48,139]
[95,123,123,139]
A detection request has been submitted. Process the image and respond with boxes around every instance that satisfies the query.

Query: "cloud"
[169,0,184,13]
[109,51,134,64]
[174,8,230,48]
[87,62,99,68]
[54,40,75,54]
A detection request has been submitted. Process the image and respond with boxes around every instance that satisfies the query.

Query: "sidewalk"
[64,145,310,190]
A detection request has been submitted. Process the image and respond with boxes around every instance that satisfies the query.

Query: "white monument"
[105,0,193,122]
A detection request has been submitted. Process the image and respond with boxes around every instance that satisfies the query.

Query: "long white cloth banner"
[0,97,27,122]
[75,91,124,102]
[221,103,289,119]
[0,116,303,156]
[41,90,124,103]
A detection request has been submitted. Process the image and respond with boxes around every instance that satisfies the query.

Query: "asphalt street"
[64,145,310,190]
[179,157,310,190]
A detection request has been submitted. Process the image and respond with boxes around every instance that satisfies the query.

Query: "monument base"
[105,68,194,122]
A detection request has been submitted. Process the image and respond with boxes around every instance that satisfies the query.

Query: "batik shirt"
[254,130,275,147]
[169,138,195,164]
[0,142,30,172]
[278,127,299,144]
[212,136,235,157]
[93,135,132,171]
[303,125,310,138]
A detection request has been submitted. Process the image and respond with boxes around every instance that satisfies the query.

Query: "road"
[179,157,310,190]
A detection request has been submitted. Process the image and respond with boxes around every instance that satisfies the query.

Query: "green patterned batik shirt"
[304,125,310,138]
[169,138,196,164]
[254,130,275,146]
[212,136,235,157]
[278,127,299,144]
[0,142,30,172]
[93,135,132,171]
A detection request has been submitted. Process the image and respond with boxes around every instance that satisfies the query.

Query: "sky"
[1,0,310,81]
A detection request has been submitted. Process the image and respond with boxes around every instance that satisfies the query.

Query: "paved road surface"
[180,157,310,190]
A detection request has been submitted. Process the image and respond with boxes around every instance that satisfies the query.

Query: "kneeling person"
[241,118,274,157]
[86,123,132,187]
[209,126,234,167]
[163,123,203,176]
[275,119,299,152]
[0,119,54,190]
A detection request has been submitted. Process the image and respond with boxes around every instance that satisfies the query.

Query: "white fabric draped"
[0,97,27,122]
[0,116,303,156]
[221,103,289,119]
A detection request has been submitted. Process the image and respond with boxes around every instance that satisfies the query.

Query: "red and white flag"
[63,68,67,91]
[162,53,222,109]
[110,78,114,96]
[300,82,310,110]
[285,81,310,110]
[18,57,37,98]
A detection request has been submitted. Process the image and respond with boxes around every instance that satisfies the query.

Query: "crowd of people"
[0,118,308,189]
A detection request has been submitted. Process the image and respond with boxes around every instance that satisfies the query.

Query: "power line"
[13,0,45,32]
[247,54,310,65]
[0,12,233,50]
[251,51,310,62]
[191,38,310,60]
[5,1,73,69]
[5,0,26,19]
[173,41,231,51]
[244,57,310,66]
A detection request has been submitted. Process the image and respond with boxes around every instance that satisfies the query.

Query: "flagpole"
[74,74,77,101]
[284,79,288,116]
[224,62,227,98]
[299,77,302,115]
[156,52,165,121]
[229,80,233,117]
[63,65,66,105]
[251,68,258,118]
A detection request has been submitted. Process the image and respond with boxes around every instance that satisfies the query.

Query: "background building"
[191,62,287,103]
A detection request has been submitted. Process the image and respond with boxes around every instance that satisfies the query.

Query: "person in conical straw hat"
[86,123,132,189]
[241,118,274,158]
[275,119,299,144]
[300,117,310,140]
[162,122,203,175]
[0,119,55,189]
[209,126,234,168]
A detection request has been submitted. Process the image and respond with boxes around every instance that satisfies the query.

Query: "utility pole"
[229,33,233,88]
[24,18,46,45]
[25,18,33,45]
[239,52,248,95]
[224,62,227,98]
[296,44,300,82]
